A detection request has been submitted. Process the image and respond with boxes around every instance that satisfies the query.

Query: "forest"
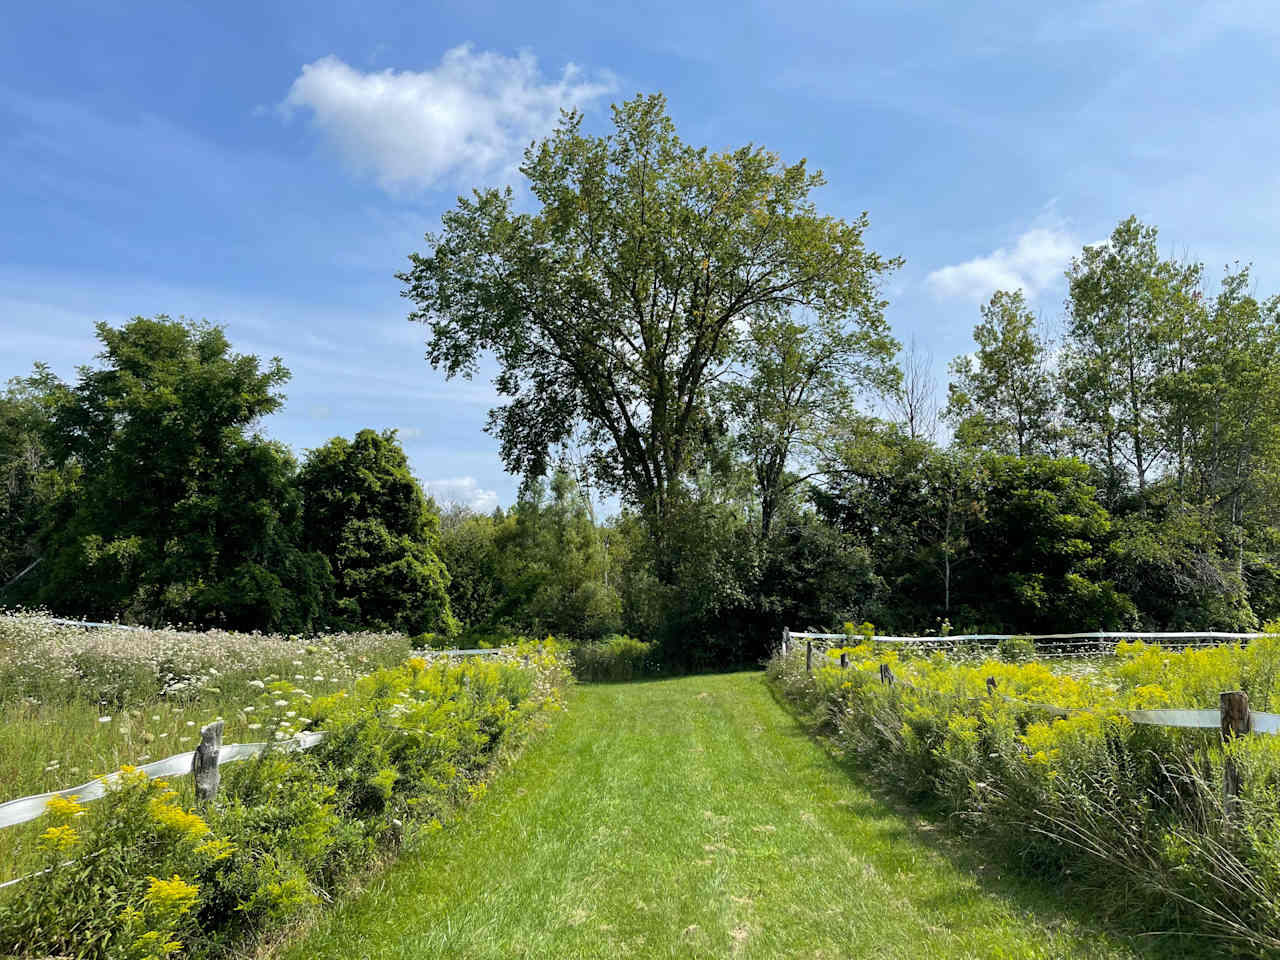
[4,95,1280,668]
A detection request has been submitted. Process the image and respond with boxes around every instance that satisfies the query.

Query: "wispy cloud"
[926,226,1078,302]
[425,475,500,512]
[278,45,615,192]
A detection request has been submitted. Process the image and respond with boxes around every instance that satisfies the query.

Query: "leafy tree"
[297,429,456,636]
[1062,217,1202,499]
[35,317,332,630]
[725,307,896,540]
[400,93,900,574]
[0,371,58,595]
[946,289,1058,456]
[437,504,505,631]
[970,455,1133,631]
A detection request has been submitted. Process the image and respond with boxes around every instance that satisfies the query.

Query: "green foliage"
[770,639,1280,953]
[0,646,570,958]
[29,317,334,632]
[298,429,456,637]
[401,92,900,573]
[996,635,1035,662]
[947,289,1059,457]
[570,634,653,682]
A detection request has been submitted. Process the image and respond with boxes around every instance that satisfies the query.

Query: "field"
[0,612,415,884]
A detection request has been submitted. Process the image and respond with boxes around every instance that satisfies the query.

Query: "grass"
[275,671,1175,960]
[0,612,412,882]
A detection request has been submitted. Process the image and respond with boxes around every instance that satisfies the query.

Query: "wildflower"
[45,794,85,819]
[248,723,262,730]
[286,710,297,718]
[39,823,80,852]
[185,721,195,727]
[143,874,200,919]
[274,699,288,707]
[193,836,234,862]
[248,679,265,690]
[151,714,161,721]
[243,706,255,713]
[98,716,112,723]
[149,798,210,838]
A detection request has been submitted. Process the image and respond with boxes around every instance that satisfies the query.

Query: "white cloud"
[425,476,500,512]
[279,46,615,191]
[926,227,1078,302]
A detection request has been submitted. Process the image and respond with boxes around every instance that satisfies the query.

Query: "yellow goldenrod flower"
[143,874,200,918]
[45,793,86,819]
[148,798,211,839]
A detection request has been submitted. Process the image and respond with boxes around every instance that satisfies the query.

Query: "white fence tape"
[788,630,1271,644]
[0,731,326,831]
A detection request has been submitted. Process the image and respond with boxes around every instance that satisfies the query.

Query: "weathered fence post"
[839,651,849,669]
[986,676,998,697]
[1220,690,1251,821]
[879,663,894,686]
[192,720,223,805]
[805,640,813,674]
[782,627,791,656]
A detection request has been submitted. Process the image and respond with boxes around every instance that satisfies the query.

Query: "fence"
[0,641,505,889]
[778,626,1280,820]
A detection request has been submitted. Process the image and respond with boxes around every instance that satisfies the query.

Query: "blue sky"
[3,1,1278,510]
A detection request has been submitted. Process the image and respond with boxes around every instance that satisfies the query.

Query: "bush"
[570,635,653,682]
[996,634,1036,662]
[767,635,1280,954]
[0,642,571,958]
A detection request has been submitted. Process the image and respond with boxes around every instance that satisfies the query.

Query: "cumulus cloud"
[279,46,615,191]
[926,227,1078,302]
[426,476,500,512]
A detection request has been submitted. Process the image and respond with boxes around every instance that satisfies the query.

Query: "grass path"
[279,672,1167,960]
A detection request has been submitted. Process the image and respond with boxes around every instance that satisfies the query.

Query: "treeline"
[6,94,1280,667]
[0,318,454,635]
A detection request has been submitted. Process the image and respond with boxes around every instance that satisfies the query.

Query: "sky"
[3,1,1279,511]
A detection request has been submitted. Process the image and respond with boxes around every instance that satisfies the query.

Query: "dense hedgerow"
[769,635,1280,955]
[0,643,571,959]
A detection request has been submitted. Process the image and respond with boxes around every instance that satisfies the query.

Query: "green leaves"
[401,92,899,564]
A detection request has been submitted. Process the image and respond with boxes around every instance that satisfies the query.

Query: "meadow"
[0,613,570,958]
[769,634,1280,955]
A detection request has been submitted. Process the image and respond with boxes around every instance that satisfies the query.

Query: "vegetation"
[770,635,1280,954]
[278,672,1164,960]
[0,623,570,958]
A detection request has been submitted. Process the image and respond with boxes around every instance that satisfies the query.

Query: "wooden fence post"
[879,663,894,686]
[805,640,813,674]
[1220,690,1251,821]
[986,676,998,697]
[192,720,223,805]
[839,651,849,669]
[782,627,790,656]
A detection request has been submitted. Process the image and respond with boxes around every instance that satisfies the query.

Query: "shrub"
[996,634,1036,662]
[570,634,653,682]
[0,642,570,958]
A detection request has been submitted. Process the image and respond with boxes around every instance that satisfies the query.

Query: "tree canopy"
[400,93,899,569]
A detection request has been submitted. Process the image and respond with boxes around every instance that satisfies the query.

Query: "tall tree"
[725,307,896,539]
[1061,217,1202,500]
[946,289,1058,457]
[297,429,456,636]
[400,93,900,575]
[36,317,333,630]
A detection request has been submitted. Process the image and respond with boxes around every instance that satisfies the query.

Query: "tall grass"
[0,611,413,882]
[769,636,1280,955]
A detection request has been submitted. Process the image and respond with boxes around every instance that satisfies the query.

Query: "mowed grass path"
[280,672,1161,960]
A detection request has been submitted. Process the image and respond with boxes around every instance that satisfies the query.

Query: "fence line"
[779,628,1280,735]
[786,629,1271,644]
[0,644,500,833]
